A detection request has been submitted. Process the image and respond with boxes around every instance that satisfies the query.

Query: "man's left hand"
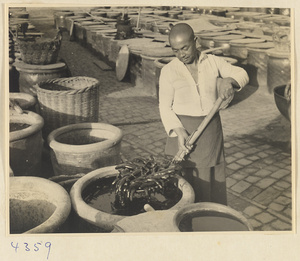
[217,77,235,100]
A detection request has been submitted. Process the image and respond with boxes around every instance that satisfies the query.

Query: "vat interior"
[12,98,30,108]
[55,129,114,145]
[10,196,56,234]
[274,85,288,100]
[40,82,73,91]
[10,122,31,132]
[178,210,249,232]
[10,115,37,130]
[82,176,183,216]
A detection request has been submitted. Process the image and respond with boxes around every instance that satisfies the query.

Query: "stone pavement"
[31,13,292,232]
[56,33,292,231]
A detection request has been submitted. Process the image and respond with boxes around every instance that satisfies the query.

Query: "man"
[159,23,249,205]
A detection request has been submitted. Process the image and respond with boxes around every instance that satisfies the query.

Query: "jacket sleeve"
[159,65,184,137]
[213,55,249,91]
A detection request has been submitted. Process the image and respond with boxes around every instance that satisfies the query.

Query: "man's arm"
[215,56,249,91]
[158,65,184,137]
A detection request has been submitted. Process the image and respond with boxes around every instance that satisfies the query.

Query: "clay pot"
[10,110,44,177]
[13,61,69,97]
[70,166,195,232]
[9,176,71,233]
[273,85,291,121]
[173,202,253,232]
[48,123,123,176]
[9,92,37,111]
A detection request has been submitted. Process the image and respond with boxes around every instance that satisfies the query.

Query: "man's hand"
[173,127,190,153]
[217,77,241,100]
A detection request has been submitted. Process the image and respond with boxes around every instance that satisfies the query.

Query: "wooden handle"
[171,97,223,163]
[187,97,223,145]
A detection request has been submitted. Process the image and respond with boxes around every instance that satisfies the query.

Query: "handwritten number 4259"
[11,241,51,260]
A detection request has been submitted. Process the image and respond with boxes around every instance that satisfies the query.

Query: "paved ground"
[27,9,292,232]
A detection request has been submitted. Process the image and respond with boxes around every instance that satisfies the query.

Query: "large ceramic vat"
[70,166,195,232]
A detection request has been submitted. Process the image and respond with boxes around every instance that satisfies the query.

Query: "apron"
[164,112,227,204]
[165,112,225,168]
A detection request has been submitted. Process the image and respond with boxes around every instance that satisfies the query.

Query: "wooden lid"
[100,17,118,22]
[54,11,74,17]
[154,35,169,42]
[240,32,273,41]
[95,29,117,34]
[141,47,174,57]
[197,31,229,40]
[247,42,275,49]
[71,17,93,22]
[127,38,155,52]
[142,31,159,38]
[229,38,265,46]
[116,45,130,81]
[213,34,246,41]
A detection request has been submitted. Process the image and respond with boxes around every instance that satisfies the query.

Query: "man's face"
[170,36,198,64]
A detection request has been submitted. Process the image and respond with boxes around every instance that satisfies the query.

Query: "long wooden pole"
[171,97,223,163]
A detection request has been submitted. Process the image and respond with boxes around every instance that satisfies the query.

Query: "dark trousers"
[181,162,227,205]
[165,113,227,205]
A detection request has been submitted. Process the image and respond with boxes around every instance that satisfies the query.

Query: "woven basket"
[36,77,100,138]
[17,31,62,65]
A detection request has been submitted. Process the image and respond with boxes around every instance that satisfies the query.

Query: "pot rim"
[267,48,290,58]
[47,122,123,153]
[13,61,67,74]
[172,202,253,232]
[70,166,195,231]
[10,176,71,234]
[9,110,44,142]
[9,92,37,109]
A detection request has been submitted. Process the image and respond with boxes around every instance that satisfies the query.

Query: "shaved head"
[169,23,195,45]
[168,23,198,64]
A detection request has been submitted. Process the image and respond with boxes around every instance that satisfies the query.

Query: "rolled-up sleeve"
[214,56,249,91]
[159,65,184,137]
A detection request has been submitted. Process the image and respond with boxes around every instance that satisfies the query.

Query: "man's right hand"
[173,127,190,153]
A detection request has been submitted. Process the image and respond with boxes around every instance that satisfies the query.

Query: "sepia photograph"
[1,0,299,260]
